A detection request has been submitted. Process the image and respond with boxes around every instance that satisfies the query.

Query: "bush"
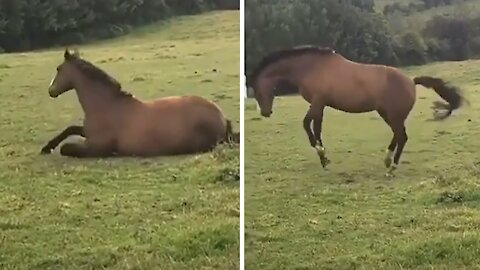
[245,0,397,75]
[423,15,472,61]
[394,32,427,65]
[0,0,239,53]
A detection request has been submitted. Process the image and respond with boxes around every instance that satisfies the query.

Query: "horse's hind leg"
[389,121,408,175]
[377,109,397,168]
[60,142,113,158]
[187,123,222,154]
[377,116,408,177]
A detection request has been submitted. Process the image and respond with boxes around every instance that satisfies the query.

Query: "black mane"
[247,45,335,87]
[68,56,132,97]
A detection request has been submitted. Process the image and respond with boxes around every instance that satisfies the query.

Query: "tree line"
[245,0,480,75]
[383,0,466,15]
[0,0,239,53]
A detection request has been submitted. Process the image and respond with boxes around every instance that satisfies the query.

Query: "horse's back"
[148,95,227,128]
[310,57,389,112]
[304,56,416,114]
[347,62,416,113]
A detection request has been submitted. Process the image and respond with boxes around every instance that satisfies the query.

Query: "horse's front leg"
[312,106,330,168]
[303,110,316,148]
[41,125,84,154]
[60,142,113,158]
[304,106,330,168]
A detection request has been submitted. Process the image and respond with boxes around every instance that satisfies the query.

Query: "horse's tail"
[222,119,240,144]
[413,76,467,120]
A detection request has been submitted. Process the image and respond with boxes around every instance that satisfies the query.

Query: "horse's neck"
[271,56,320,85]
[74,80,118,116]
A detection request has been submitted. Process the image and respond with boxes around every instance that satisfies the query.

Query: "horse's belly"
[116,128,186,156]
[330,103,376,113]
[116,118,223,156]
[329,91,377,113]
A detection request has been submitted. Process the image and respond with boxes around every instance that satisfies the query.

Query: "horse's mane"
[68,55,132,97]
[247,45,335,87]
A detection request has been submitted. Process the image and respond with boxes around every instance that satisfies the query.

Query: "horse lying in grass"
[247,45,465,176]
[41,49,238,157]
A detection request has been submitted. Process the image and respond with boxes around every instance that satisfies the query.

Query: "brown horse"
[41,49,237,157]
[247,45,465,175]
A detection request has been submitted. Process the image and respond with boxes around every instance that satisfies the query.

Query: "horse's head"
[248,76,274,118]
[48,48,80,98]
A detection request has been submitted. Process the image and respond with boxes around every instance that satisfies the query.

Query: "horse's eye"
[56,66,61,71]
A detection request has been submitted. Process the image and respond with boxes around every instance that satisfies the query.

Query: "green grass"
[0,11,239,270]
[245,60,480,269]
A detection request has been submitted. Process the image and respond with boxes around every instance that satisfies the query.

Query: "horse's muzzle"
[261,110,272,118]
[48,86,60,98]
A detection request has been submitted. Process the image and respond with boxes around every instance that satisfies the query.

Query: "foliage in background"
[0,0,239,53]
[245,0,480,73]
[383,0,480,64]
[245,0,397,75]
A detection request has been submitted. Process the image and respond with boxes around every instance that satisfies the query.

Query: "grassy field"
[0,11,239,270]
[245,60,480,269]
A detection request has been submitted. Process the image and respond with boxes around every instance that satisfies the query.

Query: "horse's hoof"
[385,171,395,178]
[385,165,397,177]
[384,157,392,168]
[320,157,331,168]
[384,150,394,168]
[40,147,52,155]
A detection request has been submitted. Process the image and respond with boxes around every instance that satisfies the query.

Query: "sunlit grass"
[0,11,239,270]
[245,59,480,269]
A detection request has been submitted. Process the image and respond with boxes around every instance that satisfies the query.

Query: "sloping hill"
[0,11,239,269]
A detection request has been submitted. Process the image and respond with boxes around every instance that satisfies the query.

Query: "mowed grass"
[0,11,239,270]
[245,60,480,269]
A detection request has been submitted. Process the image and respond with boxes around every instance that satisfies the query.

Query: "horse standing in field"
[247,45,465,176]
[41,49,237,157]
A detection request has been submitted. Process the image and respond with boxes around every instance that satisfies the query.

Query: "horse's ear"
[64,48,71,60]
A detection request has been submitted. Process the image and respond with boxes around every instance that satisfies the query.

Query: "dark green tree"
[0,0,239,52]
[245,0,397,75]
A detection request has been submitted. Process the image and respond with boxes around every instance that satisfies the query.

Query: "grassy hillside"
[245,59,480,269]
[0,11,239,270]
